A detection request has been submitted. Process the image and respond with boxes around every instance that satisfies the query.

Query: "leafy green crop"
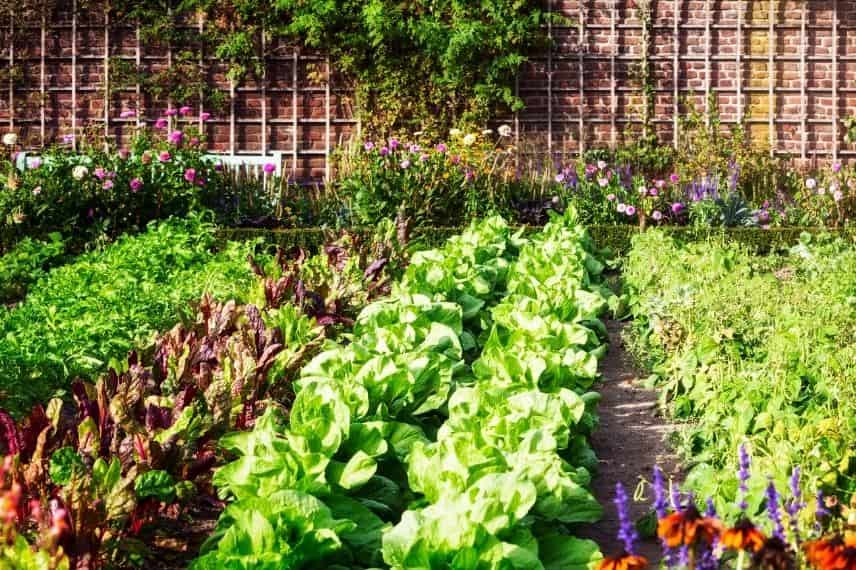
[0,214,258,415]
[194,211,612,569]
[624,230,856,516]
[0,233,65,304]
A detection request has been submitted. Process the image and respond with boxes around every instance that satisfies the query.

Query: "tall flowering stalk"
[599,483,649,570]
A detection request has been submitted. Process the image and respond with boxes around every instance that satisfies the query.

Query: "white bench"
[203,151,284,177]
[15,151,285,178]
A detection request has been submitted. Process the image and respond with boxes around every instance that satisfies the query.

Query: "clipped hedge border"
[216,225,856,255]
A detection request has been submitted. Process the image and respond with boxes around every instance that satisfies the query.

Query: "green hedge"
[217,225,856,256]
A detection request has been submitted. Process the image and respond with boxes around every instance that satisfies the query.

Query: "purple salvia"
[677,545,690,568]
[653,465,669,518]
[787,467,803,546]
[705,497,717,517]
[766,480,786,541]
[614,482,639,554]
[814,490,830,534]
[737,444,751,511]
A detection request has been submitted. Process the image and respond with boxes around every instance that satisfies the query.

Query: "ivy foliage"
[271,0,549,131]
[62,0,549,132]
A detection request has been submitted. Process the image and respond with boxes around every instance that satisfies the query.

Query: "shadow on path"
[577,320,682,562]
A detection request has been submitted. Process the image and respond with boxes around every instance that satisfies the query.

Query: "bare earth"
[577,320,682,562]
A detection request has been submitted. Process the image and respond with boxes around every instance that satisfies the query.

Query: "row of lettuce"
[190,212,614,569]
[623,230,856,518]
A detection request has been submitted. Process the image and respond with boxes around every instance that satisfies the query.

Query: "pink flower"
[597,160,607,170]
[196,177,205,186]
[189,137,200,146]
[164,108,178,117]
[617,203,627,213]
[120,110,136,119]
[833,162,842,173]
[118,148,129,160]
[141,151,152,164]
[102,180,114,190]
[400,159,411,169]
[159,151,171,162]
[805,178,817,190]
[598,177,609,188]
[555,173,565,183]
[155,118,168,129]
[179,105,192,116]
[200,112,211,121]
[465,170,475,181]
[389,138,400,150]
[833,189,844,202]
[263,163,276,174]
[671,202,685,213]
[451,155,461,165]
[62,134,75,144]
[364,141,375,151]
[29,158,41,169]
[184,168,197,182]
[655,179,666,189]
[94,167,107,180]
[652,210,663,221]
[606,193,616,201]
[670,173,680,183]
[436,143,447,153]
[409,144,421,153]
[168,130,184,144]
[130,178,143,192]
[626,205,637,216]
[649,188,659,197]
[379,146,389,157]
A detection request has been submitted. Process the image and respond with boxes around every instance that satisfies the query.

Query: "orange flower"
[657,504,723,548]
[721,518,767,553]
[597,554,649,570]
[804,535,856,570]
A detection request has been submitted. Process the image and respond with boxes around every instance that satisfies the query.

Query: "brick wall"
[1,0,854,178]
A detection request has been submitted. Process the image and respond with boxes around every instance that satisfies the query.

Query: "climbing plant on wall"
[2,0,550,134]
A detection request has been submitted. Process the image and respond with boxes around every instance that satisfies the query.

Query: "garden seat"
[202,151,284,177]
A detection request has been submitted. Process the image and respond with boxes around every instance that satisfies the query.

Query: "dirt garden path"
[577,320,682,562]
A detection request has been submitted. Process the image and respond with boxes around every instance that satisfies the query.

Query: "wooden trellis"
[0,0,851,171]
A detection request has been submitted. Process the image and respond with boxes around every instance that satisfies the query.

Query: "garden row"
[623,230,856,521]
[191,211,613,568]
[2,112,855,259]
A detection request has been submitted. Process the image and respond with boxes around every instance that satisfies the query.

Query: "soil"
[577,320,682,562]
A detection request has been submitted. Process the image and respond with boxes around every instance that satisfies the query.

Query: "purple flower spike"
[614,482,638,555]
[766,480,785,541]
[705,497,717,517]
[738,444,751,511]
[653,466,668,518]
[787,467,803,545]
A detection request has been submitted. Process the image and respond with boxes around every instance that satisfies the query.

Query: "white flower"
[638,185,648,194]
[597,160,607,170]
[462,133,477,146]
[805,178,817,190]
[2,133,17,146]
[833,190,844,202]
[818,186,826,195]
[72,165,89,180]
[497,124,512,137]
[481,129,493,136]
[449,128,462,137]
